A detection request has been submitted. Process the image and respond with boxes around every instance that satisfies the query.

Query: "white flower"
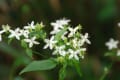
[81,33,91,45]
[118,22,120,27]
[117,50,120,56]
[24,37,40,48]
[53,45,67,56]
[105,38,119,50]
[50,18,70,34]
[68,49,79,60]
[20,29,29,38]
[24,21,36,29]
[43,36,57,50]
[0,25,11,41]
[50,29,61,34]
[68,27,79,37]
[2,24,11,32]
[56,18,70,26]
[8,28,21,40]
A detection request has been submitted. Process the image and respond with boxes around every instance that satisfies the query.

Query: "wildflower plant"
[102,33,120,80]
[105,38,120,57]
[0,19,91,80]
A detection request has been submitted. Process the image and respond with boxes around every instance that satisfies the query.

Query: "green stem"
[74,61,82,77]
[59,64,67,80]
[33,51,48,58]
[100,62,113,80]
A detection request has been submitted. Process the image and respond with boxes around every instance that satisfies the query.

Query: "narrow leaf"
[20,59,57,74]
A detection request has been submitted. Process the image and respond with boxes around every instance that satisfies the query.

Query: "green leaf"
[8,38,13,44]
[30,30,46,39]
[21,40,28,48]
[104,51,116,56]
[74,61,82,77]
[20,59,57,74]
[26,48,33,58]
[55,27,67,41]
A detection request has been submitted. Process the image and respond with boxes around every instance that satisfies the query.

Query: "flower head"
[2,24,11,32]
[81,33,91,45]
[24,21,36,29]
[68,26,79,37]
[68,49,79,60]
[24,37,40,48]
[105,38,119,50]
[53,45,67,56]
[43,36,57,50]
[50,18,70,34]
[8,28,21,40]
[20,29,29,38]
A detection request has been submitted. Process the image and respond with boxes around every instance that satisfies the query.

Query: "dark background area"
[0,0,120,80]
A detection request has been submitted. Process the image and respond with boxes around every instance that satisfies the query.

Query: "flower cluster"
[0,19,90,61]
[0,21,46,48]
[44,18,91,61]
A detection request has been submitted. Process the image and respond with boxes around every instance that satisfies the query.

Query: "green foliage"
[104,50,116,56]
[21,4,31,14]
[21,40,28,48]
[74,61,82,77]
[26,48,33,58]
[59,63,67,80]
[20,59,57,75]
[98,0,116,21]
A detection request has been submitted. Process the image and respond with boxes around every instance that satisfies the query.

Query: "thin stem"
[59,64,67,80]
[100,62,113,80]
[33,51,48,58]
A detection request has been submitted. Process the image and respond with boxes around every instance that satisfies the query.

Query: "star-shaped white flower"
[50,18,70,34]
[20,29,29,38]
[2,24,11,32]
[81,33,91,45]
[50,29,61,34]
[24,21,36,29]
[68,27,79,37]
[117,50,120,56]
[68,49,79,60]
[8,28,21,40]
[24,37,40,48]
[105,38,119,50]
[43,36,57,50]
[53,45,67,56]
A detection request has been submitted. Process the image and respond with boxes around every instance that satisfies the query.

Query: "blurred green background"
[0,0,120,80]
